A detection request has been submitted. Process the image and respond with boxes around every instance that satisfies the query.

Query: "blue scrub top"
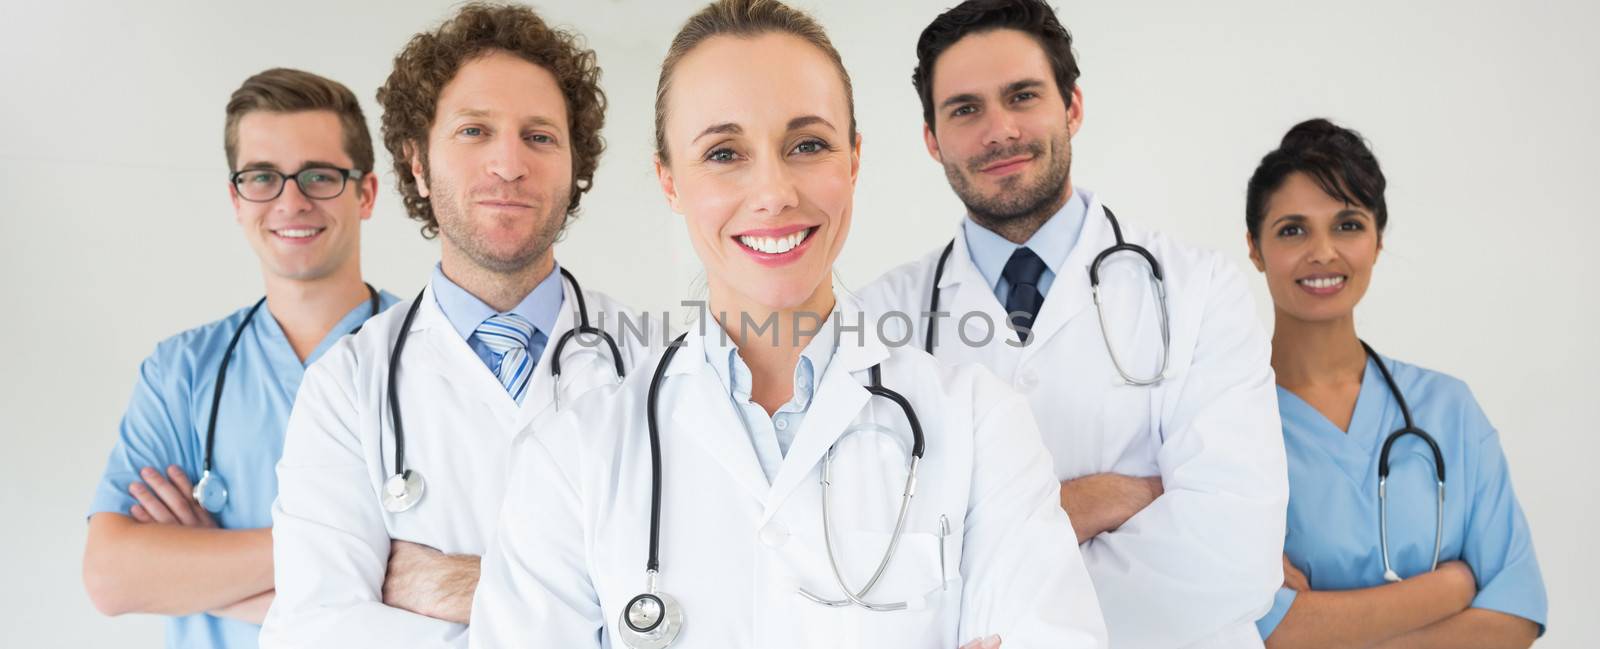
[1257,354,1547,638]
[89,290,399,649]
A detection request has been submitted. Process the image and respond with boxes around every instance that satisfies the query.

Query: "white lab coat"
[855,191,1288,649]
[470,294,1107,648]
[260,278,654,649]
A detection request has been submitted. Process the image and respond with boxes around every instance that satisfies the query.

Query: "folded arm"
[211,589,275,625]
[384,540,481,624]
[470,430,603,648]
[1372,607,1538,649]
[958,384,1106,648]
[1059,473,1163,544]
[1078,261,1289,647]
[85,354,275,618]
[259,361,465,648]
[83,512,273,616]
[1266,561,1476,649]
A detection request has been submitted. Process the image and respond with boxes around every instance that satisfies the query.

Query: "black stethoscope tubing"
[625,329,928,644]
[1364,341,1446,483]
[385,268,622,504]
[199,284,378,489]
[923,206,1162,354]
[1363,340,1447,581]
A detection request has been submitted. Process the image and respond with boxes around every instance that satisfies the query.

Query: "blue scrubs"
[1257,354,1547,638]
[89,291,398,649]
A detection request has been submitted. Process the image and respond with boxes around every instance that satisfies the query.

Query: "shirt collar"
[429,262,565,342]
[701,309,838,411]
[961,187,1088,292]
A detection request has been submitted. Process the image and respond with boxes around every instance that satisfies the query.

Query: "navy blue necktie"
[1002,247,1047,343]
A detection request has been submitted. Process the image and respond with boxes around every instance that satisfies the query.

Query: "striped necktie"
[475,313,536,403]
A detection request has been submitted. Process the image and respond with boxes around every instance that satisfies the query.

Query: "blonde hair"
[654,0,856,163]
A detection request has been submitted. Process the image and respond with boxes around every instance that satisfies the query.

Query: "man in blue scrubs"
[81,68,397,648]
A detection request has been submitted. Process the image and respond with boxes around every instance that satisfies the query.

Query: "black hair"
[912,0,1079,130]
[1246,118,1388,240]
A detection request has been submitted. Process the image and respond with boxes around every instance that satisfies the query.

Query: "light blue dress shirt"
[962,188,1087,303]
[89,290,399,649]
[703,315,837,484]
[429,263,564,376]
[1257,354,1548,638]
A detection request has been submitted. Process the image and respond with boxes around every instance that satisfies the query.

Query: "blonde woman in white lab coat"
[468,1,1106,648]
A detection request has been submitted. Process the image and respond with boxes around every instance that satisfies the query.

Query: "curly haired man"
[260,5,647,647]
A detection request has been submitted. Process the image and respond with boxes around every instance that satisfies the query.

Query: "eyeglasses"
[230,166,365,202]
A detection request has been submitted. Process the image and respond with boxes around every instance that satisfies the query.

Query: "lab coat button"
[760,522,790,548]
[1016,372,1038,390]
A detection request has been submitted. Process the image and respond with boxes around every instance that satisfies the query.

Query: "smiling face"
[411,50,573,276]
[655,33,859,315]
[1249,171,1383,324]
[230,110,375,282]
[924,29,1081,229]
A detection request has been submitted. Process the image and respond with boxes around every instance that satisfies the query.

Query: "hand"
[959,635,1001,649]
[1282,554,1310,592]
[382,540,480,624]
[128,465,217,528]
[1435,560,1477,610]
[1059,473,1164,543]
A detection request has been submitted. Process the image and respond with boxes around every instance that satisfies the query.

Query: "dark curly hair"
[377,2,607,238]
[913,0,1079,131]
[1245,118,1388,241]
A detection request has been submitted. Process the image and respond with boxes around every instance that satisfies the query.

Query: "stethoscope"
[192,284,379,513]
[1364,341,1447,583]
[925,206,1171,386]
[379,267,624,514]
[619,331,927,649]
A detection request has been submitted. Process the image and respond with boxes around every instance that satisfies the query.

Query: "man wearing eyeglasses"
[82,68,399,649]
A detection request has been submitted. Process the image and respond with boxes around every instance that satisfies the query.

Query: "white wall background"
[2,0,1594,645]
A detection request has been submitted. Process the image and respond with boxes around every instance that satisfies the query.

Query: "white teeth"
[1298,276,1346,289]
[738,227,812,254]
[276,228,322,239]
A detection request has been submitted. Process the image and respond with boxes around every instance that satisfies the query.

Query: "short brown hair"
[224,68,374,173]
[655,0,855,164]
[378,2,607,238]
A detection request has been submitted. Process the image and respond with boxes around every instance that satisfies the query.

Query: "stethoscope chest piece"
[192,469,229,513]
[619,589,684,649]
[197,286,378,518]
[381,470,425,513]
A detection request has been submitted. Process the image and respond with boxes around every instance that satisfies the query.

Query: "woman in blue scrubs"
[1245,119,1546,648]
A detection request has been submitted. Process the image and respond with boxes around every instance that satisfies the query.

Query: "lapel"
[668,325,773,507]
[938,232,1015,351]
[760,294,889,525]
[1020,195,1108,355]
[409,284,521,422]
[511,278,585,433]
